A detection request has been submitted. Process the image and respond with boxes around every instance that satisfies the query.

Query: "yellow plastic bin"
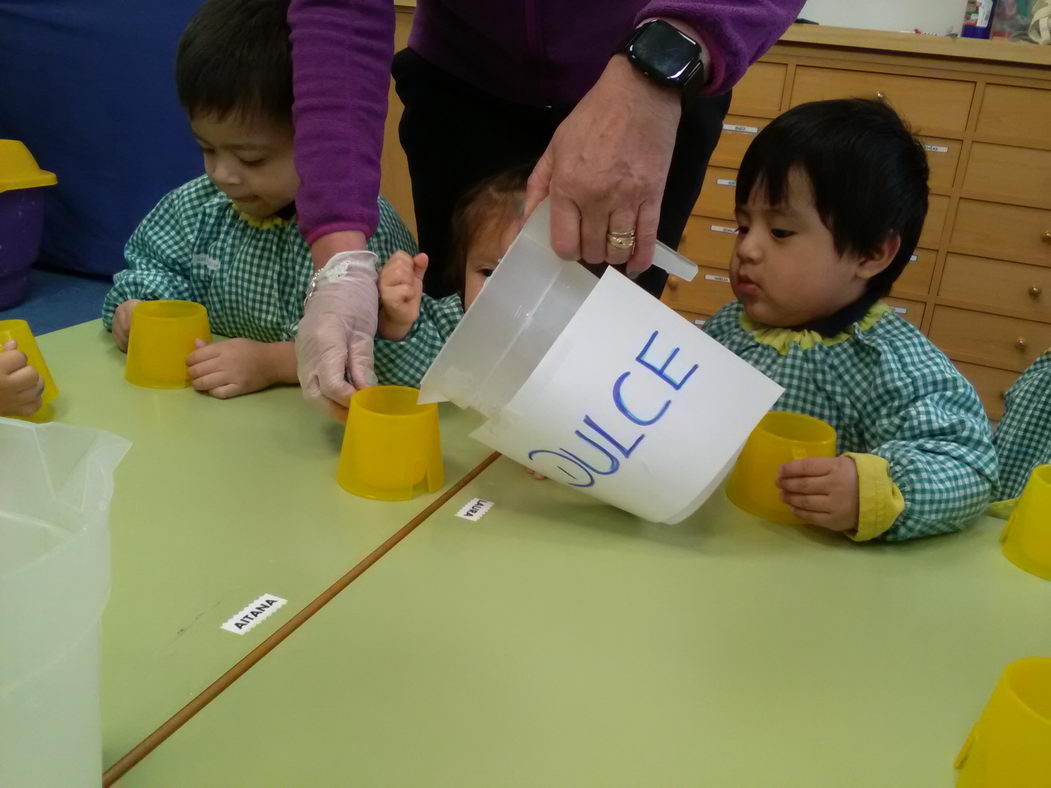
[0,140,57,309]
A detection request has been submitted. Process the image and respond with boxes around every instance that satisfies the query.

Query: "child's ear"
[855,233,901,281]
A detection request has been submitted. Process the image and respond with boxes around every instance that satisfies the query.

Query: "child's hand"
[0,340,44,417]
[378,251,428,341]
[187,338,281,399]
[777,456,859,532]
[112,299,142,352]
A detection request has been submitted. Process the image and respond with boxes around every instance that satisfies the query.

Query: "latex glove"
[296,250,380,421]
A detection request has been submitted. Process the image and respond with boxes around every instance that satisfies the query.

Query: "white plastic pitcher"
[0,418,130,788]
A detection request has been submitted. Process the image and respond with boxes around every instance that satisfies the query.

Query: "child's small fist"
[112,299,142,352]
[378,251,428,341]
[187,338,273,399]
[777,455,859,532]
[0,340,44,417]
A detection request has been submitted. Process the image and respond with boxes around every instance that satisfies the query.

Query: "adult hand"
[777,456,860,533]
[524,53,681,273]
[295,250,380,421]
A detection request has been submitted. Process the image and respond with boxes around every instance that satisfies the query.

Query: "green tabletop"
[119,455,1051,786]
[35,321,490,772]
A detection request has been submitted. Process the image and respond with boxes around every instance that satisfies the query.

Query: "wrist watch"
[617,19,707,104]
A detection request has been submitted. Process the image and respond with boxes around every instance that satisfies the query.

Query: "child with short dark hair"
[994,352,1051,501]
[103,0,415,400]
[373,166,531,387]
[704,98,997,541]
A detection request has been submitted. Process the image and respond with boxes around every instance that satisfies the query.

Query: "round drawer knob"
[667,277,679,291]
[1030,286,1043,298]
[875,91,887,101]
[1016,337,1028,350]
[1043,231,1051,244]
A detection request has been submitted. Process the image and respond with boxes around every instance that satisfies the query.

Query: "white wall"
[799,0,965,35]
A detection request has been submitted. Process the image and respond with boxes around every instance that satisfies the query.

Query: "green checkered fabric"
[102,175,417,343]
[374,294,464,387]
[705,301,998,541]
[994,351,1051,500]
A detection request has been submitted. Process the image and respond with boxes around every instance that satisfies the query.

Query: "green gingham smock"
[995,351,1051,501]
[704,300,998,541]
[102,175,417,345]
[373,293,464,387]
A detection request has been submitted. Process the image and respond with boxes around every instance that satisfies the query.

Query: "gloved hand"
[296,250,380,421]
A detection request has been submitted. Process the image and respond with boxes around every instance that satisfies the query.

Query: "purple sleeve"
[287,0,395,245]
[638,0,805,96]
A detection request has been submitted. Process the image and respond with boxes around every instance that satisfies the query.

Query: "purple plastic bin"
[0,187,46,310]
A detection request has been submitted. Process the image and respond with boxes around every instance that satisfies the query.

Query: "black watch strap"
[617,19,706,105]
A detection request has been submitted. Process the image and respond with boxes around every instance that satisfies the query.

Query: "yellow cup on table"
[726,411,837,525]
[955,657,1051,787]
[1001,464,1051,581]
[125,300,210,389]
[337,385,444,501]
[0,318,59,421]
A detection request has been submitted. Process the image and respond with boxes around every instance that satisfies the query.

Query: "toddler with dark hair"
[704,98,997,541]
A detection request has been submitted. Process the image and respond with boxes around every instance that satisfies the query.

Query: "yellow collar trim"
[742,302,892,354]
[232,203,292,230]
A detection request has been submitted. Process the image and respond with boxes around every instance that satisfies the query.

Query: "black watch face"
[632,22,699,84]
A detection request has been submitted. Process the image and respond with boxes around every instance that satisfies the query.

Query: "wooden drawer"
[920,137,961,195]
[894,247,936,297]
[790,67,975,136]
[976,85,1051,150]
[711,116,769,169]
[694,166,737,219]
[920,195,949,249]
[886,296,925,329]
[939,254,1051,323]
[953,361,1017,420]
[950,199,1051,268]
[679,215,738,269]
[963,142,1051,209]
[729,61,787,118]
[928,305,1051,372]
[662,267,735,315]
[680,311,712,330]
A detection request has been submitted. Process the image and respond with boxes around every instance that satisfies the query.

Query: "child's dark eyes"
[238,157,265,167]
[735,224,749,235]
[480,267,495,278]
[771,228,795,239]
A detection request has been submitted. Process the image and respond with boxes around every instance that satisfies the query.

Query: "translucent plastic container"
[0,418,130,787]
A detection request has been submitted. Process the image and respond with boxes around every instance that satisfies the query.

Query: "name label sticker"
[715,178,737,187]
[456,498,494,522]
[221,594,287,635]
[923,143,949,154]
[723,123,759,134]
[910,254,918,262]
[705,273,731,283]
[710,224,738,235]
[892,306,908,315]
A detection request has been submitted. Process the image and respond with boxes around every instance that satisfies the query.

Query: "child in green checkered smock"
[994,351,1051,501]
[373,167,530,386]
[704,99,996,542]
[103,0,416,400]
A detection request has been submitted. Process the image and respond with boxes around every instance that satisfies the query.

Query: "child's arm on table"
[374,251,463,388]
[0,341,43,417]
[103,189,200,351]
[187,339,298,399]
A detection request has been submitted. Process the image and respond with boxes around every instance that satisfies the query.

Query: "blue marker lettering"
[636,330,698,390]
[527,449,596,488]
[581,414,644,457]
[612,372,670,426]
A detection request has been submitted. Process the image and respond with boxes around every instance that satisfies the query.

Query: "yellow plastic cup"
[337,385,444,501]
[124,300,210,389]
[1000,465,1051,581]
[0,319,59,421]
[726,411,837,525]
[955,657,1051,787]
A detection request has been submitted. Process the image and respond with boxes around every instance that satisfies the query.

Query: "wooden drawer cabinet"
[679,215,738,269]
[963,143,1051,209]
[976,84,1051,148]
[920,138,962,194]
[663,267,734,315]
[790,66,975,135]
[895,248,936,297]
[928,306,1051,372]
[954,361,1016,420]
[920,195,950,249]
[886,296,925,329]
[710,116,768,169]
[951,200,1051,267]
[729,62,787,117]
[695,167,738,219]
[939,254,1051,322]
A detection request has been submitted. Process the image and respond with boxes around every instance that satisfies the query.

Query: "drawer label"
[716,178,737,187]
[221,594,287,635]
[710,224,738,235]
[705,273,731,283]
[892,306,908,315]
[909,254,918,262]
[723,123,759,134]
[923,143,949,154]
[693,319,707,328]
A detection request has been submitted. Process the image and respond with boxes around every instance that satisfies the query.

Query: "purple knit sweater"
[287,0,804,244]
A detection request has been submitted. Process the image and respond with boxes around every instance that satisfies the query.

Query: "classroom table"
[34,321,492,774]
[117,455,1051,786]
